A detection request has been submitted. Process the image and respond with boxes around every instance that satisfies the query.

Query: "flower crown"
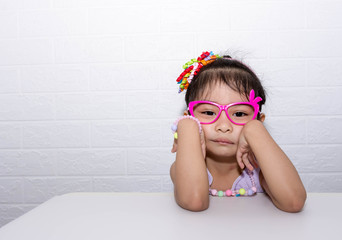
[176,51,221,93]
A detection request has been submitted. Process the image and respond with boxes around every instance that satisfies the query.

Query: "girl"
[170,51,306,212]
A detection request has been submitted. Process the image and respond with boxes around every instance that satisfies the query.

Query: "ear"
[183,110,189,116]
[259,113,266,122]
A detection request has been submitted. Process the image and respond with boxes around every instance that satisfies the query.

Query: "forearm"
[172,119,209,211]
[244,121,306,212]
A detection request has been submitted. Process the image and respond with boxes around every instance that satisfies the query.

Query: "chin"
[207,149,237,159]
[206,142,236,156]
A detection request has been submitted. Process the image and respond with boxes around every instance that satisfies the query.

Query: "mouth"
[212,139,234,145]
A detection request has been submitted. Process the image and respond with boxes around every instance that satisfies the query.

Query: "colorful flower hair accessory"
[176,51,221,93]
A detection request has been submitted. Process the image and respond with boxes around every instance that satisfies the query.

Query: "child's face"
[197,83,247,158]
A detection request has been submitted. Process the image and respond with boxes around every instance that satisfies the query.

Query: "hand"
[171,124,206,159]
[236,125,259,171]
[171,137,178,153]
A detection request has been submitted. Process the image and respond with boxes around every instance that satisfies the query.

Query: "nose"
[215,110,233,133]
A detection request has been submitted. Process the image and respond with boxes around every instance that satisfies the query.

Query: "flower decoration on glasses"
[176,51,221,93]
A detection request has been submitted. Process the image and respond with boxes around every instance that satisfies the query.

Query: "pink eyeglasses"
[188,89,262,125]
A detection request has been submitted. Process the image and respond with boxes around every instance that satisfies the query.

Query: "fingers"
[171,139,178,153]
[237,150,257,171]
[249,152,259,169]
[200,132,206,159]
[242,153,254,171]
[236,151,245,169]
[243,152,259,171]
[201,143,206,159]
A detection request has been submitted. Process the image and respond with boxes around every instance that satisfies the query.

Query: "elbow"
[279,192,307,213]
[176,193,209,212]
[289,189,307,213]
[179,199,209,212]
[283,199,305,213]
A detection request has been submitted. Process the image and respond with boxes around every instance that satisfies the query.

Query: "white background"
[1,0,342,227]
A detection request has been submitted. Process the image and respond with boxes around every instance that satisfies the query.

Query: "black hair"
[185,55,266,113]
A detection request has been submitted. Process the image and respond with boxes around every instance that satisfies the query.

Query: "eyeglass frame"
[188,89,263,125]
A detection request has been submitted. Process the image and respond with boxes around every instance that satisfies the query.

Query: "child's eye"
[233,112,248,117]
[202,111,216,116]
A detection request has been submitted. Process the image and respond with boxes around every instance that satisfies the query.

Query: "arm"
[238,120,307,212]
[170,119,209,211]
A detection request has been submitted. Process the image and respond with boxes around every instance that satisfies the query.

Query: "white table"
[0,192,340,240]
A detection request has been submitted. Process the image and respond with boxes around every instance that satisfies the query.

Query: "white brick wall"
[0,0,341,226]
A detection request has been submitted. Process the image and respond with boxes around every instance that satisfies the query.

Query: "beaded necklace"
[209,169,257,197]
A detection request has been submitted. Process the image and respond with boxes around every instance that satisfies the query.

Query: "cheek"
[201,125,211,137]
[233,126,245,139]
[235,126,244,133]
